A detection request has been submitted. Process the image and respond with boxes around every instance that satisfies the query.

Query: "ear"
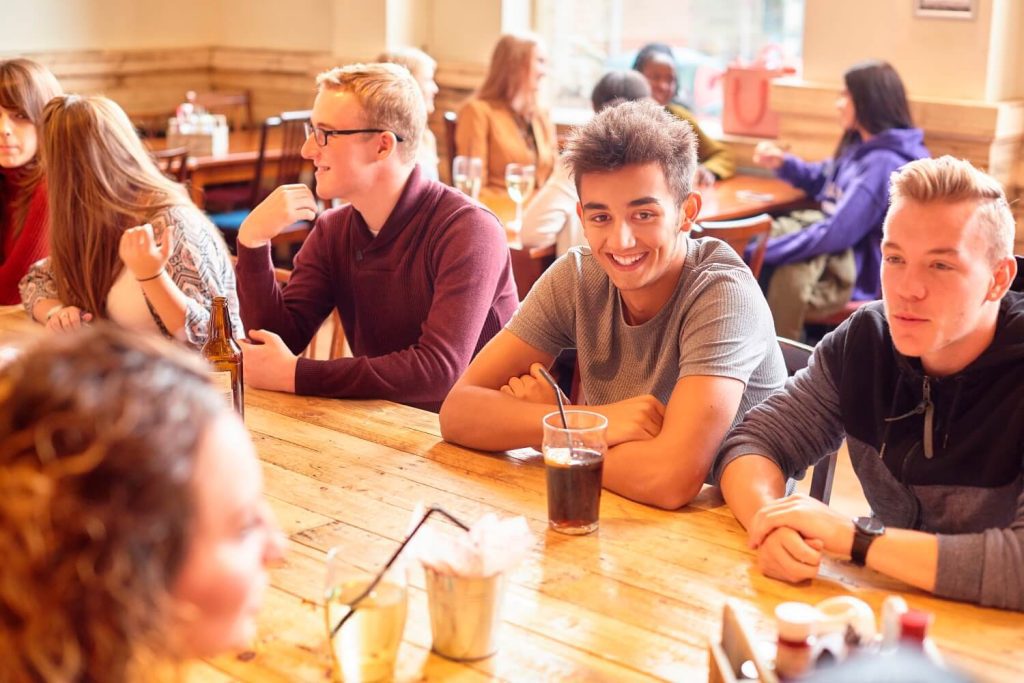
[376,132,398,160]
[988,256,1017,301]
[678,192,702,234]
[575,201,584,223]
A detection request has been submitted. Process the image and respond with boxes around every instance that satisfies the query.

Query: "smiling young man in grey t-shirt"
[440,99,785,509]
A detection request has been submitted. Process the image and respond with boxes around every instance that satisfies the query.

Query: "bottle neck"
[207,298,231,341]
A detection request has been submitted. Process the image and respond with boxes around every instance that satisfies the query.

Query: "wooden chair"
[153,146,190,183]
[777,336,837,505]
[193,90,254,131]
[695,213,772,278]
[443,110,457,182]
[207,110,313,260]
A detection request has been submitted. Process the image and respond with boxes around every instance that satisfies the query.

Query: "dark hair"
[564,99,696,207]
[590,70,651,112]
[836,60,913,157]
[0,324,228,681]
[630,42,674,72]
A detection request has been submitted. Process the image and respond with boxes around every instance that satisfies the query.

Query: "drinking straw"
[330,506,470,638]
[536,366,569,430]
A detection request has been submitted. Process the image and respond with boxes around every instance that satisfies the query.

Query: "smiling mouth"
[608,253,647,268]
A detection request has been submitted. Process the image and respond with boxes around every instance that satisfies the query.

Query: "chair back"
[1013,255,1024,293]
[777,336,836,505]
[443,110,457,180]
[193,90,254,130]
[152,146,190,183]
[696,213,772,278]
[249,110,311,207]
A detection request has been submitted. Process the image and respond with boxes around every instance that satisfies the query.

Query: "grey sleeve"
[712,332,846,484]
[677,269,777,384]
[934,490,1024,611]
[504,251,578,356]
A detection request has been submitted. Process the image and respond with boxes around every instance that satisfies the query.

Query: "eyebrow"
[581,197,662,211]
[883,241,962,257]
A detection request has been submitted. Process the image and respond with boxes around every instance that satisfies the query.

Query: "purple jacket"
[762,128,929,300]
[235,166,519,411]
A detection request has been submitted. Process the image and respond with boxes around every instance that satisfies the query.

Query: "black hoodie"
[716,293,1024,611]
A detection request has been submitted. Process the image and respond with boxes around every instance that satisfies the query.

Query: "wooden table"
[148,130,301,209]
[2,310,1020,682]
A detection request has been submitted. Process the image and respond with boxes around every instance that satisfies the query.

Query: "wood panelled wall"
[25,47,1023,247]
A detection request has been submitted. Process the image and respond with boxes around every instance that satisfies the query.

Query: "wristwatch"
[851,516,885,566]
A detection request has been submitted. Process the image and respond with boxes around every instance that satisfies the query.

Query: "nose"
[891,266,927,301]
[607,219,637,251]
[263,510,287,567]
[0,112,11,135]
[300,133,317,161]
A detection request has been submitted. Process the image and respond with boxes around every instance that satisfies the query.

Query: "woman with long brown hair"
[0,58,62,304]
[19,94,241,346]
[455,33,558,208]
[0,325,285,681]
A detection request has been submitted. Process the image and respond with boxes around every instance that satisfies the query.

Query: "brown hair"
[0,58,63,238]
[316,62,425,164]
[887,155,1015,265]
[0,324,227,681]
[563,99,697,207]
[40,95,190,317]
[476,33,543,117]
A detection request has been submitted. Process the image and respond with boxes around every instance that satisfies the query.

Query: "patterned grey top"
[19,204,242,348]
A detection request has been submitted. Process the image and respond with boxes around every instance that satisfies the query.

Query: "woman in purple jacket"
[753,61,929,340]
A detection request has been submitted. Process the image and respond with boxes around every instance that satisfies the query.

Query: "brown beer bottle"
[201,296,244,417]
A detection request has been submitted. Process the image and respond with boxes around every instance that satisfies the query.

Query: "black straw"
[330,505,470,639]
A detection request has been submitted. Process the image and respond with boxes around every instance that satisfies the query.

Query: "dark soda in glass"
[544,447,603,534]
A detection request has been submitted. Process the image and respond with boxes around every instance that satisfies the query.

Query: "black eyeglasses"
[303,121,405,147]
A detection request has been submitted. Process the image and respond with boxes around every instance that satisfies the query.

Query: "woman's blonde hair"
[0,58,62,236]
[376,47,436,81]
[888,155,1015,265]
[0,324,226,681]
[316,62,425,164]
[40,95,189,317]
[476,33,543,116]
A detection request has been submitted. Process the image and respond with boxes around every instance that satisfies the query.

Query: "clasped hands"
[746,494,856,583]
[501,362,665,446]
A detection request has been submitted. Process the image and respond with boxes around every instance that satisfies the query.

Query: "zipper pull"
[922,377,934,459]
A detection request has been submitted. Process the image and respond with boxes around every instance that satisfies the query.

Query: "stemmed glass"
[452,156,483,201]
[504,163,536,233]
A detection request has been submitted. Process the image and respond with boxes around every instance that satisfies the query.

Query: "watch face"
[855,516,885,536]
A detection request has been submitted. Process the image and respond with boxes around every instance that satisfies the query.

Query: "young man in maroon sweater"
[234,63,518,411]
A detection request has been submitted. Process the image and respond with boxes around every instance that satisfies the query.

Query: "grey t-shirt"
[506,238,786,429]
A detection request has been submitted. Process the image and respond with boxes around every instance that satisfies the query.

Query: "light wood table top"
[1,305,1021,682]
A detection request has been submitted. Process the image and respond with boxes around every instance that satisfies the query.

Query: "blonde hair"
[40,95,190,318]
[0,58,63,236]
[376,47,436,81]
[888,156,1015,264]
[316,62,425,164]
[477,33,543,117]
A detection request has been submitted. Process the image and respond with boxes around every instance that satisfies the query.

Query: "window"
[535,0,805,116]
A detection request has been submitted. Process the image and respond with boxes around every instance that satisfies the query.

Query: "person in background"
[234,63,517,411]
[632,42,734,185]
[378,47,441,181]
[715,157,1024,612]
[19,95,241,347]
[0,325,285,681]
[441,100,785,510]
[521,70,651,257]
[0,58,62,304]
[753,60,928,340]
[456,33,558,208]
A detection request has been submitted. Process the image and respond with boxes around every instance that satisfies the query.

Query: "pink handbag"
[722,64,786,138]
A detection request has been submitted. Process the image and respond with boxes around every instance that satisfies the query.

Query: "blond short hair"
[316,62,425,163]
[888,156,1015,264]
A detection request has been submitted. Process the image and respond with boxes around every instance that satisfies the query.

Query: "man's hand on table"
[240,329,298,393]
[748,494,856,558]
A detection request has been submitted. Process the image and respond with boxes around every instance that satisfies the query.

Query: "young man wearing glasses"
[234,63,518,411]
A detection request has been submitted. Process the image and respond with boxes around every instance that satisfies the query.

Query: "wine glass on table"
[504,162,536,234]
[452,156,483,201]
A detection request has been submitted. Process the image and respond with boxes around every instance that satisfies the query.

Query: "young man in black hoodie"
[713,156,1024,611]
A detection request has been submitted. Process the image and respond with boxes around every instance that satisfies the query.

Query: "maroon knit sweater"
[1,177,48,305]
[235,166,518,411]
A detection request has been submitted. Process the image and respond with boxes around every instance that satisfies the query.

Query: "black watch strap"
[851,516,884,566]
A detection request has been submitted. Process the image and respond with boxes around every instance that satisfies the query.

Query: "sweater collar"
[355,165,441,251]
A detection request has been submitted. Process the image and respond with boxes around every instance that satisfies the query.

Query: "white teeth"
[610,253,644,266]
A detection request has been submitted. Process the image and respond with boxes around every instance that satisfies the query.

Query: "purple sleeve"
[777,154,829,198]
[235,221,337,352]
[294,209,512,405]
[762,167,890,267]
